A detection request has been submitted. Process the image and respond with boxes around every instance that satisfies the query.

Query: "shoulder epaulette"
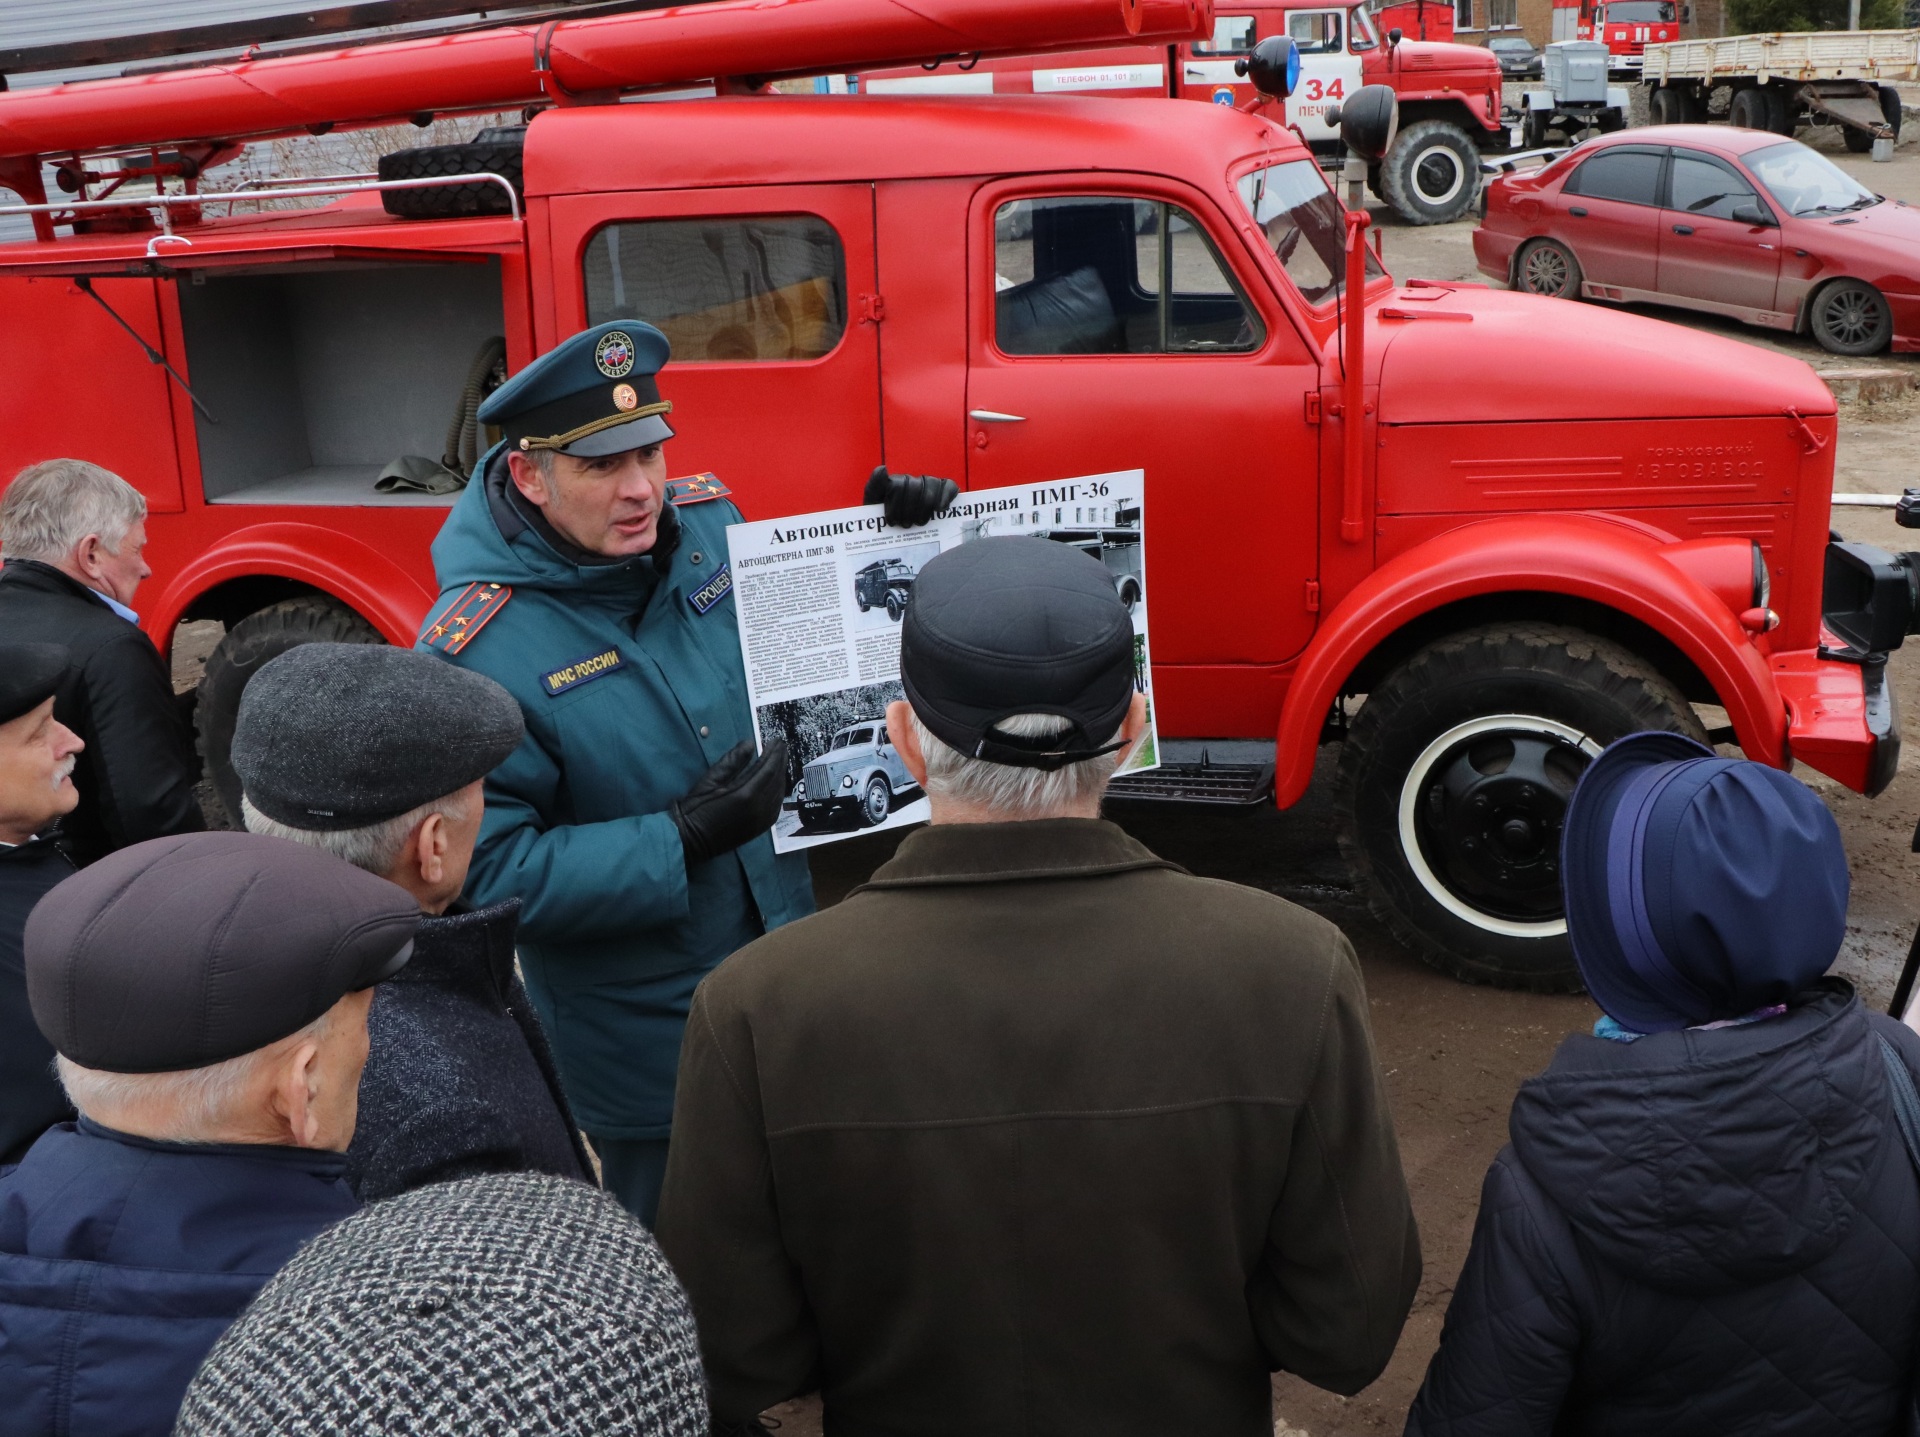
[422,582,513,655]
[666,473,732,507]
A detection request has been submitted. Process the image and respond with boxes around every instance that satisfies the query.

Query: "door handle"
[1671,224,1694,235]
[968,409,1027,423]
[1568,205,1588,217]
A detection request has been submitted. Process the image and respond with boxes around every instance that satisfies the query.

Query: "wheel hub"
[1412,147,1465,205]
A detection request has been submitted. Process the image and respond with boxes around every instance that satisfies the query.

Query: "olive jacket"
[656,818,1421,1437]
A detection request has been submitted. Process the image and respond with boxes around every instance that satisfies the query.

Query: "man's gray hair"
[56,1008,335,1142]
[240,790,472,877]
[910,710,1126,820]
[0,458,147,562]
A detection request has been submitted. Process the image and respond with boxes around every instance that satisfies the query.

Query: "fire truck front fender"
[1273,515,1785,807]
[147,523,436,648]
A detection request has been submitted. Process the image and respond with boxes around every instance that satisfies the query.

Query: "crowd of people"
[0,321,1916,1436]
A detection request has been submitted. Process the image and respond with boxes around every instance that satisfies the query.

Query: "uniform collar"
[852,817,1182,893]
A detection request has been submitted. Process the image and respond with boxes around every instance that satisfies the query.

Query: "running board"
[1108,742,1275,806]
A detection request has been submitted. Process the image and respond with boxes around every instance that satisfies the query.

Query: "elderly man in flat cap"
[0,642,85,1164]
[0,831,416,1437]
[232,642,594,1201]
[415,318,952,1224]
[659,538,1420,1437]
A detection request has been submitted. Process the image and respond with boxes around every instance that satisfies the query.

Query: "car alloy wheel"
[1519,240,1580,299]
[1811,279,1892,356]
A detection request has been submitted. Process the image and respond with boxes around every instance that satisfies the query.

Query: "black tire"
[1844,124,1876,153]
[1649,87,1684,125]
[1881,84,1904,140]
[1117,577,1142,611]
[1380,120,1482,226]
[1515,237,1582,299]
[1810,278,1893,356]
[196,597,384,826]
[1366,163,1383,200]
[1334,623,1704,991]
[860,775,892,827]
[857,596,872,612]
[1761,86,1795,135]
[377,136,525,219]
[1728,87,1766,131]
[1523,110,1548,150]
[886,591,905,622]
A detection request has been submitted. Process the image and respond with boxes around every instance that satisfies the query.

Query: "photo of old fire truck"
[0,0,1912,996]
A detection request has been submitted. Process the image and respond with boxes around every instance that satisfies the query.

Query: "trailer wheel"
[1334,623,1704,991]
[1847,86,1904,151]
[1515,238,1582,299]
[377,133,526,219]
[1810,278,1893,356]
[1649,87,1685,125]
[1728,87,1767,131]
[1762,86,1795,135]
[196,597,385,826]
[1381,120,1481,226]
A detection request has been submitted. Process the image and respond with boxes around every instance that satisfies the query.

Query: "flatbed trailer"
[1643,28,1918,154]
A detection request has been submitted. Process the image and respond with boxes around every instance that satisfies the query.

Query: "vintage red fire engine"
[858,0,1510,224]
[0,0,1904,993]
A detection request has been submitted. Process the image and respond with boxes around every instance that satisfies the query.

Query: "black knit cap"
[25,832,417,1072]
[175,1173,708,1436]
[0,642,67,725]
[901,537,1136,771]
[233,644,524,831]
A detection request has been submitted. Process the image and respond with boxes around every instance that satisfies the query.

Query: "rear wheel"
[1810,278,1893,356]
[1334,623,1704,991]
[196,596,385,826]
[1381,120,1482,226]
[1649,87,1685,125]
[1515,238,1582,299]
[1729,86,1767,131]
[1761,86,1795,135]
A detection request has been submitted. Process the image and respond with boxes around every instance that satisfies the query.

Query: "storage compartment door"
[546,185,882,523]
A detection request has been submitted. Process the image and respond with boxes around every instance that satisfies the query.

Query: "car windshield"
[1746,140,1880,216]
[1237,159,1383,306]
[1490,38,1529,49]
[1604,1,1674,18]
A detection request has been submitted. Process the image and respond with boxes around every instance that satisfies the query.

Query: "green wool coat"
[419,450,814,1139]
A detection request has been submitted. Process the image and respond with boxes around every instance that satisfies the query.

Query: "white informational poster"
[726,470,1157,853]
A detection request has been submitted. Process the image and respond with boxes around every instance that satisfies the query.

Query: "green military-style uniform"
[417,322,813,1222]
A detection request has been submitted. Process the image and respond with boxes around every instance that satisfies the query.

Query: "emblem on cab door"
[595,331,636,378]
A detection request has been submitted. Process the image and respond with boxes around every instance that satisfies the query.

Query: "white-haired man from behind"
[0,458,202,866]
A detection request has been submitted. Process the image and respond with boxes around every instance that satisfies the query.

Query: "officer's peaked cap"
[479,321,676,458]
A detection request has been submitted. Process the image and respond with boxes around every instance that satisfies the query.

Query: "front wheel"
[1515,238,1582,299]
[860,774,892,827]
[886,591,905,622]
[1810,278,1892,356]
[1334,623,1705,991]
[1380,120,1481,226]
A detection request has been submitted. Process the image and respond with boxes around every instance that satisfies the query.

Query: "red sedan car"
[1475,124,1920,356]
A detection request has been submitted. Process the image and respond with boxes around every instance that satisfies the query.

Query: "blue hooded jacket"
[419,452,814,1138]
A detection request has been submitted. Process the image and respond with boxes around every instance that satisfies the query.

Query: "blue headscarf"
[1560,732,1849,1034]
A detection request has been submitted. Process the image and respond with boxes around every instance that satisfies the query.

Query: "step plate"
[1107,761,1275,806]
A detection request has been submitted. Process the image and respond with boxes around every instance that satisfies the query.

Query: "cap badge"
[595,331,637,378]
[612,383,639,411]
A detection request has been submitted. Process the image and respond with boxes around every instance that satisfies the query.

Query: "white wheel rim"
[1395,714,1603,940]
[1410,144,1467,206]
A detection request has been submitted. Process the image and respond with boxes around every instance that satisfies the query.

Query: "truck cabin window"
[1347,7,1380,51]
[994,197,1264,355]
[1601,1,1675,18]
[584,216,847,362]
[1745,141,1879,217]
[1238,160,1383,307]
[1288,10,1343,54]
[1563,148,1665,207]
[1666,152,1761,221]
[1194,15,1257,53]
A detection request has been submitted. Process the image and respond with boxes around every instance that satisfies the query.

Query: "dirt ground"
[163,134,1920,1437]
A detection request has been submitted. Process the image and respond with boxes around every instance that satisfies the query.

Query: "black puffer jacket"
[1406,980,1920,1437]
[0,834,74,1165]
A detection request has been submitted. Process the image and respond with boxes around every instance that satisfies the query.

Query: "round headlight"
[841,774,855,787]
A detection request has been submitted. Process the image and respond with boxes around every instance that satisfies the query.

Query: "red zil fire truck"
[859,0,1511,224]
[0,0,1905,992]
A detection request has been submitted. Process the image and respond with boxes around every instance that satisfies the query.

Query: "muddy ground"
[165,135,1920,1437]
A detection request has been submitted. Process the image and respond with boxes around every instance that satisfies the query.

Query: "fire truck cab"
[1553,0,1683,72]
[0,0,1901,995]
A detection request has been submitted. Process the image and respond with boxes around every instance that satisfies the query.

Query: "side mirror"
[1332,83,1399,163]
[1731,202,1773,226]
[1680,4,1691,18]
[1234,35,1300,99]
[1389,25,1404,44]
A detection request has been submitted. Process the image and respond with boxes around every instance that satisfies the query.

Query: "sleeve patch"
[423,582,513,655]
[666,473,732,506]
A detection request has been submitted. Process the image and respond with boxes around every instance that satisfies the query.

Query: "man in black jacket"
[1406,732,1920,1437]
[0,643,84,1164]
[231,642,594,1200]
[0,459,202,866]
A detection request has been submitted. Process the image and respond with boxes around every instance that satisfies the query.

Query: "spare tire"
[378,133,525,219]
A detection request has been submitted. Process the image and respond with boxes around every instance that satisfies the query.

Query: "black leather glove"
[669,739,789,865]
[864,464,958,528]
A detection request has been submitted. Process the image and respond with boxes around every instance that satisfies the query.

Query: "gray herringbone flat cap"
[175,1173,709,1435]
[233,643,524,830]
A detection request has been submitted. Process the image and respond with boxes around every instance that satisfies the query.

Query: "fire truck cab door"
[1287,8,1368,142]
[966,179,1321,670]
[544,184,882,522]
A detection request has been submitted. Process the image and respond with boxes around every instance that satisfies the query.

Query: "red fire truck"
[1552,0,1683,73]
[858,0,1510,224]
[0,0,1902,993]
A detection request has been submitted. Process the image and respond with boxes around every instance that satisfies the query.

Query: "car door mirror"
[1731,202,1773,227]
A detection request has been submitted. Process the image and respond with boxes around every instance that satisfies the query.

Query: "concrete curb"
[1819,367,1917,404]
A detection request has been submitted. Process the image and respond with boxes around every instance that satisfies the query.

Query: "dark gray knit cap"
[174,1173,709,1435]
[233,643,524,831]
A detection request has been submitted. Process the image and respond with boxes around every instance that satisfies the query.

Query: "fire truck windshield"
[1600,2,1675,19]
[1239,159,1384,306]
